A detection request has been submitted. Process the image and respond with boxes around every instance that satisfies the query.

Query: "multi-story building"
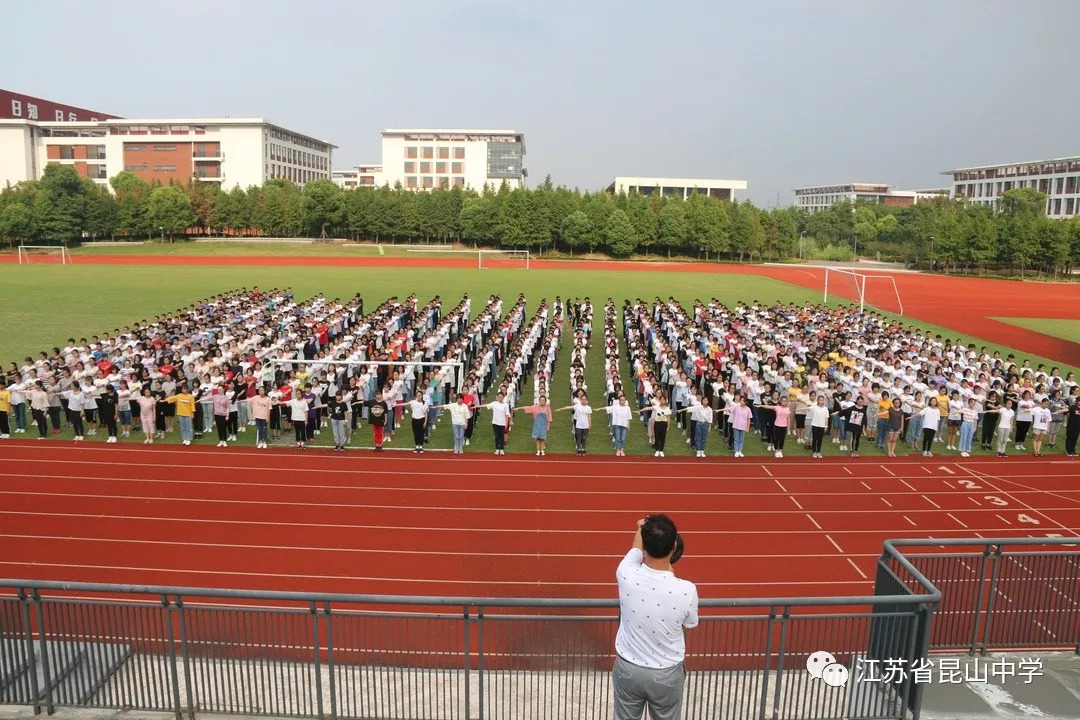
[793,183,947,213]
[943,157,1080,219]
[334,130,525,192]
[605,176,747,201]
[332,163,382,190]
[0,95,335,191]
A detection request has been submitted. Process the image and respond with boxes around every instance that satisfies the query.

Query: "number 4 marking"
[1017,514,1041,526]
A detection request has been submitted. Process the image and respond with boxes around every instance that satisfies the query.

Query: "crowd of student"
[2,289,1078,459]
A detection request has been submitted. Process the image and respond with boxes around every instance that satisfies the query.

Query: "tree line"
[2,165,1079,275]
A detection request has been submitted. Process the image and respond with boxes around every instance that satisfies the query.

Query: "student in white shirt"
[289,394,310,449]
[404,391,429,453]
[601,395,633,456]
[556,392,593,456]
[485,392,511,455]
[614,515,697,720]
[440,394,471,455]
[806,395,830,459]
[1031,398,1052,457]
[986,399,1015,457]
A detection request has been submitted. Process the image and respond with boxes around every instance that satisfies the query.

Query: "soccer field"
[2,261,1077,457]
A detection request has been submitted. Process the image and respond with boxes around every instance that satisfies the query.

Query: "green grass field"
[994,317,1080,343]
[3,264,1075,457]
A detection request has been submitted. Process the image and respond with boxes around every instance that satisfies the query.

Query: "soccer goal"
[823,266,903,315]
[405,247,530,269]
[17,245,72,264]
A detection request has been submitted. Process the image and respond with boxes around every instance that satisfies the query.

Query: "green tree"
[603,209,638,257]
[460,193,499,246]
[1033,216,1069,275]
[299,179,345,239]
[83,183,118,240]
[560,210,591,256]
[146,185,196,240]
[626,191,658,255]
[657,199,687,257]
[998,188,1046,275]
[110,172,152,238]
[731,201,765,261]
[0,202,34,244]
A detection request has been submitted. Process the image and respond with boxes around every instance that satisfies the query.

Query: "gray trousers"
[613,655,685,720]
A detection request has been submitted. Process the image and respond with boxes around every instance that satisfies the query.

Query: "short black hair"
[641,515,678,559]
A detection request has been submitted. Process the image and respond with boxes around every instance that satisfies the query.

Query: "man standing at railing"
[613,515,698,720]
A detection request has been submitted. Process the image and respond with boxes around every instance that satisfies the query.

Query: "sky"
[5,0,1078,206]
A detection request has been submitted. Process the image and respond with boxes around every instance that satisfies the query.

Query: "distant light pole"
[160,226,165,242]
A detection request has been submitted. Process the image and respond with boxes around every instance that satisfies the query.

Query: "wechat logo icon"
[807,651,849,688]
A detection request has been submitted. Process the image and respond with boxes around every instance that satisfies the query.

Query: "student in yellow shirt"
[0,385,11,438]
[166,384,197,446]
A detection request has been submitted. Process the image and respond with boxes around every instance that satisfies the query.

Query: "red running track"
[1,442,1078,600]
[8,253,1078,365]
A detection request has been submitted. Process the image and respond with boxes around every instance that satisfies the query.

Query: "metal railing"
[0,540,945,720]
[880,537,1080,656]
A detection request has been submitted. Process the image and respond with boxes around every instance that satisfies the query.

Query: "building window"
[454,147,465,159]
[487,141,523,179]
[153,165,177,171]
[405,146,417,159]
[152,145,177,151]
[58,146,75,160]
[1066,198,1075,215]
[420,161,431,173]
[88,165,107,179]
[124,165,148,172]
[453,177,465,187]
[451,162,463,174]
[125,145,146,152]
[423,176,433,188]
[438,177,450,189]
[422,146,433,159]
[437,147,450,159]
[404,161,416,173]
[406,176,417,188]
[436,162,447,174]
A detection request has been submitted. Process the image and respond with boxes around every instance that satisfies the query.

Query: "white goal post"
[17,245,71,264]
[405,247,530,269]
[823,266,903,315]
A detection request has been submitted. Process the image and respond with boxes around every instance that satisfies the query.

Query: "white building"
[943,157,1080,219]
[605,176,746,201]
[793,183,947,213]
[334,129,525,192]
[332,163,382,190]
[0,117,335,191]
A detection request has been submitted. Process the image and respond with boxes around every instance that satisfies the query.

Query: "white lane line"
[846,558,869,579]
[0,559,870,588]
[860,481,872,490]
[960,466,1080,538]
[922,495,942,509]
[969,497,982,506]
[762,465,773,477]
[947,513,969,528]
[806,514,822,530]
[790,496,805,510]
[900,479,918,492]
[881,466,896,476]
[881,498,893,507]
[842,467,853,475]
[903,515,917,526]
[774,479,789,493]
[922,467,933,474]
[995,514,1012,525]
[825,535,845,554]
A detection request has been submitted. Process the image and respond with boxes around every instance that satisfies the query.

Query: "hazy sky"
[5,1,1077,205]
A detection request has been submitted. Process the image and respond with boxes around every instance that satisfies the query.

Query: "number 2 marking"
[958,479,982,490]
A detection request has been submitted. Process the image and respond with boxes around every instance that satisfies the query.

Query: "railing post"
[323,601,337,720]
[978,544,1005,656]
[967,545,993,656]
[463,606,471,720]
[30,589,54,715]
[17,588,42,715]
[310,602,324,719]
[477,605,485,720]
[909,602,936,720]
[770,606,791,720]
[173,596,195,720]
[757,606,777,720]
[161,595,183,720]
